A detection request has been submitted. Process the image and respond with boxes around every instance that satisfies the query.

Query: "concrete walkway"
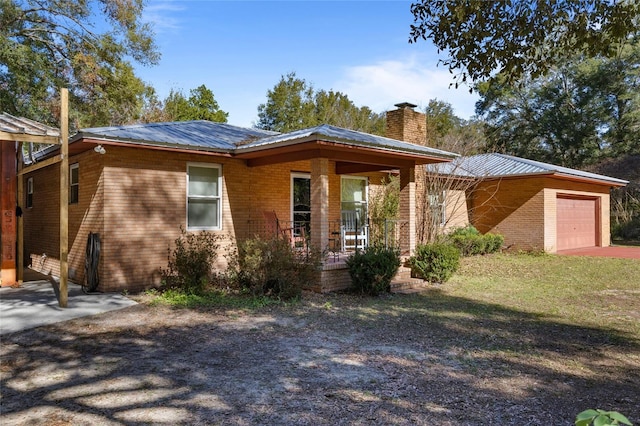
[557,245,640,260]
[0,272,137,335]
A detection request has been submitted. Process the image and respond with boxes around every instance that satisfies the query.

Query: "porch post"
[399,166,416,256]
[59,88,69,308]
[310,158,329,255]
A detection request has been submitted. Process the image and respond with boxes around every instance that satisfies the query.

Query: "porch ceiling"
[236,140,451,172]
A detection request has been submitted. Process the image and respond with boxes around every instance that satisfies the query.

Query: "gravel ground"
[1,291,638,425]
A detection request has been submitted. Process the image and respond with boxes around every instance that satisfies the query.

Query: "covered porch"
[234,126,456,291]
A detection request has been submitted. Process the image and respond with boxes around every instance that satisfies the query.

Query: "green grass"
[147,288,285,310]
[444,252,640,336]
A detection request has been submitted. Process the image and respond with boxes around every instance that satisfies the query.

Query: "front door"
[291,174,310,236]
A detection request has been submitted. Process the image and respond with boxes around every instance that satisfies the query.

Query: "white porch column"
[399,166,416,256]
[310,158,329,254]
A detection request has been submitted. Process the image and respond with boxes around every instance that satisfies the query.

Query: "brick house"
[22,112,457,292]
[387,103,628,252]
[20,103,627,292]
[426,153,628,252]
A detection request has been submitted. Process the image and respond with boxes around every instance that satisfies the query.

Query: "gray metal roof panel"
[0,113,60,137]
[237,124,459,158]
[78,121,278,151]
[427,153,628,185]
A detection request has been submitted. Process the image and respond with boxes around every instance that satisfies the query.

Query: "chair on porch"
[262,210,307,250]
[341,210,368,251]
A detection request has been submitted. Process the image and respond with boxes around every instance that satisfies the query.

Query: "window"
[26,177,33,208]
[187,163,222,230]
[70,164,79,204]
[428,190,446,226]
[341,176,368,221]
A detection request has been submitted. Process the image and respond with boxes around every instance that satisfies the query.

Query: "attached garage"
[432,153,628,253]
[556,196,598,250]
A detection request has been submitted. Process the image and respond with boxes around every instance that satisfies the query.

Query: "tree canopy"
[1,0,159,127]
[476,42,640,168]
[163,85,228,122]
[256,72,385,135]
[423,99,485,155]
[409,0,640,86]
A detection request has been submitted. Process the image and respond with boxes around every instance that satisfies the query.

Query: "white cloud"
[334,55,479,119]
[143,1,184,33]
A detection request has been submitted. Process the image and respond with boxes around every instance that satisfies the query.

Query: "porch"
[247,215,414,292]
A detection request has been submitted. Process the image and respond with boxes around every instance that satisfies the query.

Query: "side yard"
[1,254,638,425]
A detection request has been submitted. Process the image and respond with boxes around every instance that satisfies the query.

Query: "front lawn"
[1,253,638,425]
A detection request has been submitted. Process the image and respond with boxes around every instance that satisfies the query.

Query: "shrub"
[409,242,460,283]
[448,225,503,256]
[575,409,632,426]
[227,237,318,301]
[484,233,505,253]
[346,245,401,296]
[161,227,220,294]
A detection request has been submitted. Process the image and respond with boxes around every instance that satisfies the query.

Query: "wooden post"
[59,88,69,307]
[17,143,23,284]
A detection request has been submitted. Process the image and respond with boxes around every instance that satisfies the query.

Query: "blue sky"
[137,0,479,127]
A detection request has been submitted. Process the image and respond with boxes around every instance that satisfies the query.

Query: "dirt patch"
[1,292,638,425]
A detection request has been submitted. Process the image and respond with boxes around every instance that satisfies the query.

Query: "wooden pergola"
[0,89,70,307]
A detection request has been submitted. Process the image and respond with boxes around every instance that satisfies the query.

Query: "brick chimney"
[386,102,427,146]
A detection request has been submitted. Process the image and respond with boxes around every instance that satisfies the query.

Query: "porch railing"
[247,218,411,258]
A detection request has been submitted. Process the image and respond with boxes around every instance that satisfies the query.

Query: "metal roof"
[237,124,459,159]
[76,121,278,152]
[0,113,60,137]
[426,153,628,185]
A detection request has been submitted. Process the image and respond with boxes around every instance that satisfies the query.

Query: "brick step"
[390,277,428,293]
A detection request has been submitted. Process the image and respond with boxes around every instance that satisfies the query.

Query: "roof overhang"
[474,171,628,188]
[236,139,452,173]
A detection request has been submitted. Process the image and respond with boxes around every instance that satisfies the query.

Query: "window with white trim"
[26,177,33,208]
[70,164,79,204]
[341,176,368,222]
[187,163,222,230]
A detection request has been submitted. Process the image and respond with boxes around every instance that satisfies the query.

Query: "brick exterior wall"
[23,145,392,292]
[471,176,611,252]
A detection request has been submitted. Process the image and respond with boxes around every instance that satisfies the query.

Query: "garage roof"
[427,153,628,186]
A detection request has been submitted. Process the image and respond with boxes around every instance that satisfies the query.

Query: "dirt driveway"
[1,292,638,425]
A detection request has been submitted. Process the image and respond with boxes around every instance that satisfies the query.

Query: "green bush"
[612,216,640,241]
[226,237,318,301]
[409,242,460,283]
[485,233,505,253]
[575,409,632,426]
[161,227,220,294]
[448,225,503,256]
[346,245,401,296]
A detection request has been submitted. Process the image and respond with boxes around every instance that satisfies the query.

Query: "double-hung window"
[187,163,222,230]
[70,164,79,204]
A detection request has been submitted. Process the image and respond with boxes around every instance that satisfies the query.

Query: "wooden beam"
[17,154,62,176]
[59,88,69,308]
[335,162,403,175]
[0,132,59,144]
[17,145,23,285]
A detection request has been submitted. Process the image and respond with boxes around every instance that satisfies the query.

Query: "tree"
[423,99,485,154]
[1,0,159,126]
[476,42,640,168]
[256,72,385,134]
[162,85,228,122]
[409,0,640,86]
